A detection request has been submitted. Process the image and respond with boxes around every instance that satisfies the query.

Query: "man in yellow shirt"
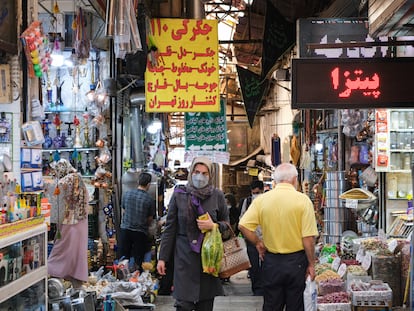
[239,163,318,311]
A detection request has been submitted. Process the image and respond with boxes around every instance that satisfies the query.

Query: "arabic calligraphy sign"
[184,99,229,164]
[145,18,220,112]
[292,57,414,109]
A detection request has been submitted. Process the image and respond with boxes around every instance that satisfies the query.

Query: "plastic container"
[350,283,392,306]
[317,303,351,311]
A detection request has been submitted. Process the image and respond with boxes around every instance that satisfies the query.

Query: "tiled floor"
[147,270,263,311]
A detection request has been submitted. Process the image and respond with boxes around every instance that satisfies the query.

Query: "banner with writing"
[145,18,220,112]
[237,65,269,128]
[261,2,295,78]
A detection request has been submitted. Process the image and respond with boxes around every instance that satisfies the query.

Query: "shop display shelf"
[42,147,99,152]
[387,215,413,238]
[0,223,48,305]
[0,266,47,304]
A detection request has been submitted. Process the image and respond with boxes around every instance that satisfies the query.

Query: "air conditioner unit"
[274,69,290,81]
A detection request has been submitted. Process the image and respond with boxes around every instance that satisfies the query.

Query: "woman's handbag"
[219,223,251,279]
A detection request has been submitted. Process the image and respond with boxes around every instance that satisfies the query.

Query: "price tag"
[388,239,398,253]
[331,257,341,271]
[361,253,371,271]
[345,199,358,209]
[356,247,364,263]
[337,263,347,278]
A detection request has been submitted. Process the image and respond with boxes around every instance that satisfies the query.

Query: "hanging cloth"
[74,7,90,60]
[271,134,281,166]
[290,135,301,166]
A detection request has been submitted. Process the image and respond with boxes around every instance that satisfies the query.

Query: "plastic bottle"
[407,194,413,220]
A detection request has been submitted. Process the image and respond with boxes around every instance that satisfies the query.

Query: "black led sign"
[292,57,414,109]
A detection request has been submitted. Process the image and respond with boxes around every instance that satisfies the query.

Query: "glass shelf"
[390,149,414,152]
[42,147,99,152]
[44,109,87,114]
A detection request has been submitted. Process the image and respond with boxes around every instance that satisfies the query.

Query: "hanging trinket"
[73,115,83,148]
[65,122,74,148]
[52,114,64,148]
[55,80,64,107]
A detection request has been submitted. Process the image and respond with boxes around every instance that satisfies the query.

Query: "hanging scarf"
[178,156,215,253]
[175,184,214,253]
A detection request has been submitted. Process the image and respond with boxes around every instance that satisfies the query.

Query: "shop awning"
[228,146,263,166]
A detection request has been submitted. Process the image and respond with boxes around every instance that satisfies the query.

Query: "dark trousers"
[246,240,263,295]
[117,228,148,270]
[262,250,307,311]
[175,299,214,311]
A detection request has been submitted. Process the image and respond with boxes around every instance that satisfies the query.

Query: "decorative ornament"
[53,184,61,239]
[53,1,60,14]
[54,185,60,195]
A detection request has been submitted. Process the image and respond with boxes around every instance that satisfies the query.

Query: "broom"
[403,264,410,308]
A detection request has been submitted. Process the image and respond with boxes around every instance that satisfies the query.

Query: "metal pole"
[129,88,145,169]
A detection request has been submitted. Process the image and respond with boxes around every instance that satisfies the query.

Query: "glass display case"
[375,108,414,173]
[375,109,414,229]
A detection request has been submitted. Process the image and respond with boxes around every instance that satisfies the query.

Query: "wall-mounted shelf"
[0,222,48,306]
[387,215,413,238]
[42,147,99,153]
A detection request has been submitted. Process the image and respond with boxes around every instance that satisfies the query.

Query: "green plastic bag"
[201,224,223,277]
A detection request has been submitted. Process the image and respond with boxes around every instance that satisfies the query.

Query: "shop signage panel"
[145,18,220,113]
[292,57,414,109]
[184,100,229,164]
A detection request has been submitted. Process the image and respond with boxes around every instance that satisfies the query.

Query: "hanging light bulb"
[86,86,96,102]
[51,38,64,67]
[86,58,96,101]
[64,48,78,68]
[315,136,323,153]
[53,1,60,14]
[147,118,162,134]
[94,81,107,104]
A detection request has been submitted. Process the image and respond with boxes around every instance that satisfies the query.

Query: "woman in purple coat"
[157,156,229,311]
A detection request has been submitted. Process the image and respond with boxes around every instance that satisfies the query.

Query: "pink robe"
[47,172,89,282]
[48,219,88,281]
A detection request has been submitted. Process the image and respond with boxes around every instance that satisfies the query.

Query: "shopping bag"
[219,223,251,279]
[201,224,223,277]
[303,275,317,311]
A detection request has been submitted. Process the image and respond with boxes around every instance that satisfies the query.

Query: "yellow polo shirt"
[239,183,318,254]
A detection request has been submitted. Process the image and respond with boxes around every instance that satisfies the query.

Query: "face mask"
[251,194,260,200]
[192,173,209,189]
[227,205,232,209]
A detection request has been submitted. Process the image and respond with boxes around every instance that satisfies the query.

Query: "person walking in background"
[239,163,319,311]
[239,180,264,296]
[118,172,156,271]
[225,193,239,235]
[157,156,229,311]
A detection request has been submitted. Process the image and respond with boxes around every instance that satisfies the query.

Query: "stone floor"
[120,270,263,310]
